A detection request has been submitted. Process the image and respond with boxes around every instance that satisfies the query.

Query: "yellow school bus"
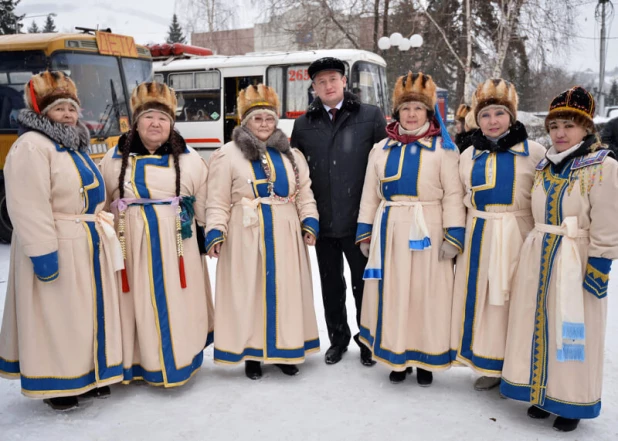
[0,30,153,242]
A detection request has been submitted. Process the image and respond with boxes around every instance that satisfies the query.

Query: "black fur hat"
[308,57,346,80]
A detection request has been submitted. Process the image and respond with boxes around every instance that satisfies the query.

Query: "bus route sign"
[96,31,138,58]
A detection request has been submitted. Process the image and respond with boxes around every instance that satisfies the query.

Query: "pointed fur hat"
[131,81,178,121]
[24,71,80,115]
[456,104,471,121]
[237,84,280,121]
[471,79,518,124]
[392,71,437,114]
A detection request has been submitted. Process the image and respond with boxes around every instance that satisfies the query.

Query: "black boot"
[244,360,262,380]
[275,364,299,376]
[44,396,78,411]
[325,345,347,365]
[389,367,412,384]
[527,405,550,419]
[80,386,111,399]
[553,417,580,432]
[416,368,433,387]
[354,334,376,367]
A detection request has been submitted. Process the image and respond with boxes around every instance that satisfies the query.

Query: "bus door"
[223,75,262,143]
[165,70,224,158]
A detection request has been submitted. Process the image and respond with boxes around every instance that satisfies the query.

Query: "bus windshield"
[51,52,141,138]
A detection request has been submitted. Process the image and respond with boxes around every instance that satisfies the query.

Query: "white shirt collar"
[323,100,343,113]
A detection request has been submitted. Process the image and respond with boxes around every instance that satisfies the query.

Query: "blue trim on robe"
[214,339,320,363]
[500,379,602,419]
[30,251,59,282]
[381,141,425,200]
[131,154,204,385]
[301,217,319,238]
[583,257,611,299]
[123,351,204,385]
[409,237,431,250]
[355,223,373,243]
[205,229,225,254]
[0,356,20,374]
[444,227,465,253]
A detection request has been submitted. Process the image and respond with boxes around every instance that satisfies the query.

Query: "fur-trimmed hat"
[131,81,177,122]
[471,79,518,124]
[464,110,478,131]
[544,86,595,132]
[308,57,346,80]
[392,72,437,116]
[237,84,280,121]
[24,71,80,115]
[456,104,471,122]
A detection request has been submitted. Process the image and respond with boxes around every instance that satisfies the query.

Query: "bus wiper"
[94,79,123,142]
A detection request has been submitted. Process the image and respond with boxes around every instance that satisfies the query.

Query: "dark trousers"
[315,235,368,348]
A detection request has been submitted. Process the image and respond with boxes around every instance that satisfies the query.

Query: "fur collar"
[18,109,90,152]
[470,120,528,153]
[306,91,361,119]
[232,126,290,161]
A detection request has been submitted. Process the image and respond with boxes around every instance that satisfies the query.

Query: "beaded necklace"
[260,151,300,203]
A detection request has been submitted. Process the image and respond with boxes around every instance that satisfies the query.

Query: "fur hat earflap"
[131,82,177,122]
[472,79,518,124]
[544,86,595,132]
[392,71,437,116]
[24,71,80,115]
[456,104,471,122]
[237,84,280,121]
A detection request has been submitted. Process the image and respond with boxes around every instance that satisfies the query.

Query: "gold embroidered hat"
[471,78,518,124]
[131,81,178,122]
[544,86,595,132]
[24,71,80,115]
[237,84,280,121]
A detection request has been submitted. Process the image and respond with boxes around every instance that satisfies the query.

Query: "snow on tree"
[166,14,187,44]
[0,0,24,34]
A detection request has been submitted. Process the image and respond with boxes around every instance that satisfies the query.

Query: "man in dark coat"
[601,116,618,155]
[291,57,387,366]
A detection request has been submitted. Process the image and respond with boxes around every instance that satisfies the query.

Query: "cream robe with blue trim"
[205,142,320,364]
[99,145,214,387]
[501,151,618,419]
[356,136,466,372]
[450,140,546,375]
[0,131,123,398]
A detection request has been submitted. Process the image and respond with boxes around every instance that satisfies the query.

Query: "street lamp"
[378,33,423,51]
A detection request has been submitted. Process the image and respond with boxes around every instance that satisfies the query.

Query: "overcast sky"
[15,0,618,73]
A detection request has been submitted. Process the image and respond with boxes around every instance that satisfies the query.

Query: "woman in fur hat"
[450,79,546,392]
[500,86,618,432]
[0,71,124,410]
[454,104,475,152]
[99,82,214,388]
[205,84,320,380]
[356,72,466,386]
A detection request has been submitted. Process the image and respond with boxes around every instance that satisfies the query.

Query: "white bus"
[152,48,390,158]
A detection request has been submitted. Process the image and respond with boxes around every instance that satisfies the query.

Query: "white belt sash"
[364,199,439,280]
[469,208,528,306]
[236,197,290,228]
[535,217,589,362]
[53,211,124,272]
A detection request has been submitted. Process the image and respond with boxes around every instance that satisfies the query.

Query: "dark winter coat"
[291,92,386,238]
[601,117,618,156]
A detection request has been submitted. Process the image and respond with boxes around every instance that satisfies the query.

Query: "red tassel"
[121,262,130,293]
[179,255,187,289]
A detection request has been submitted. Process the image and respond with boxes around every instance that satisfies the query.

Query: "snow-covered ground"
[0,243,617,441]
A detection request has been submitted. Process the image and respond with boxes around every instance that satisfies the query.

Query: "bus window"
[266,66,284,108]
[169,71,221,122]
[350,62,385,112]
[0,51,47,131]
[284,65,311,119]
[121,57,153,95]
[51,52,130,138]
[154,73,164,83]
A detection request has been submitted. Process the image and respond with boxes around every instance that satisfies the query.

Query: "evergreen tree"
[43,14,57,33]
[166,14,186,44]
[608,80,618,107]
[0,0,25,34]
[27,21,40,33]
